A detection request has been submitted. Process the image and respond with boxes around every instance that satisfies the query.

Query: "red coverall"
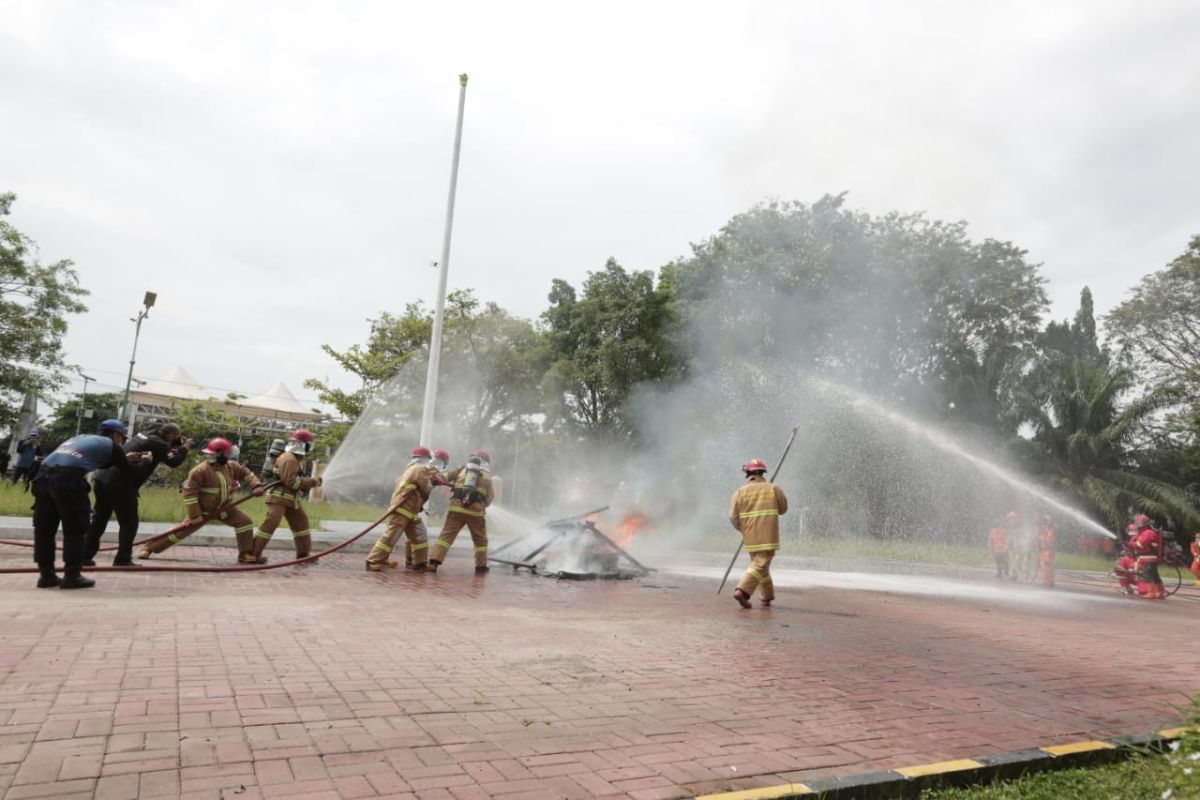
[1189,535,1200,586]
[1129,525,1165,599]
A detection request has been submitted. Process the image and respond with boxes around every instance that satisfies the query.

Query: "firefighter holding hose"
[138,437,264,561]
[429,450,495,573]
[403,448,451,569]
[729,458,788,608]
[249,429,320,563]
[365,446,441,572]
[1129,514,1165,599]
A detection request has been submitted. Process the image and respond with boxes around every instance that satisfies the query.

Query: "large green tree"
[664,194,1048,434]
[540,258,677,437]
[0,192,89,428]
[40,392,121,451]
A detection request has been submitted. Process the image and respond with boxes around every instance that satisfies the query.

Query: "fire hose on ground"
[0,486,404,575]
[717,424,801,595]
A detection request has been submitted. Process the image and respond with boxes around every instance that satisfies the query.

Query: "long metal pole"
[121,310,146,425]
[420,73,469,446]
[74,375,92,436]
[717,425,801,595]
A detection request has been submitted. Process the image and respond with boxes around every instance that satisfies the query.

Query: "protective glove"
[251,485,265,497]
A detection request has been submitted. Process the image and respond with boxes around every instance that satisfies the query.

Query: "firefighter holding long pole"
[719,426,799,607]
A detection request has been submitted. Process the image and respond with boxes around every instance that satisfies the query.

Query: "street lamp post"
[74,372,96,435]
[121,291,157,432]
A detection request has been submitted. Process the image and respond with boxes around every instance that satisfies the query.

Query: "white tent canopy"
[129,366,323,428]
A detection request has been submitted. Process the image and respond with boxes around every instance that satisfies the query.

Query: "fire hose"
[717,424,801,595]
[0,480,281,553]
[0,495,403,575]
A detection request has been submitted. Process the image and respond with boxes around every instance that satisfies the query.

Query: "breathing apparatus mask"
[285,439,310,457]
[262,438,287,479]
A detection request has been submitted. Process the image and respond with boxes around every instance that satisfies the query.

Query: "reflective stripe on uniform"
[746,567,766,579]
[200,487,222,493]
[182,497,198,504]
[411,542,428,550]
[292,529,310,537]
[745,542,780,552]
[449,506,484,517]
[217,472,229,504]
[374,540,392,552]
[473,546,487,553]
[235,524,253,534]
[254,529,272,540]
[399,482,416,490]
[391,506,417,520]
[168,533,181,543]
[435,538,453,549]
[739,509,779,519]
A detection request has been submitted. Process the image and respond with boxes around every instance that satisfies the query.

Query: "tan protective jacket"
[388,462,436,523]
[182,461,263,520]
[446,466,494,517]
[729,475,788,553]
[265,451,319,509]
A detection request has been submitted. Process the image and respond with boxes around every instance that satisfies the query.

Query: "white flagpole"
[420,73,469,447]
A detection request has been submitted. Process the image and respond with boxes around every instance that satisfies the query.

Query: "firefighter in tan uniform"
[365,446,441,572]
[402,448,451,569]
[249,429,320,563]
[729,458,788,608]
[429,450,494,573]
[138,438,264,560]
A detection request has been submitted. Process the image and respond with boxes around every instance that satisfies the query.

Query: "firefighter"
[402,448,450,569]
[365,446,440,571]
[729,458,788,609]
[1190,532,1200,588]
[1128,514,1165,600]
[12,429,40,487]
[429,450,495,573]
[1035,516,1055,588]
[137,438,264,560]
[988,513,1012,579]
[85,422,192,567]
[1116,523,1139,595]
[249,429,320,563]
[32,420,147,589]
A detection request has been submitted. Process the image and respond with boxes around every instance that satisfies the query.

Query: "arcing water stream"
[814,378,1117,539]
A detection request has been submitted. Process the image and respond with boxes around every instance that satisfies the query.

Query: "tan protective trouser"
[430,510,488,567]
[736,550,775,601]
[404,519,428,565]
[254,503,312,557]
[366,509,427,566]
[145,508,255,555]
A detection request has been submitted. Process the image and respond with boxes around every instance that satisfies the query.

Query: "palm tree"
[1015,357,1200,532]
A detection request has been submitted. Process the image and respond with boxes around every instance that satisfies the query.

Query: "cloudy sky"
[2,0,1197,413]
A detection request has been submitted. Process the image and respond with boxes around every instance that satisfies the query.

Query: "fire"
[612,511,650,548]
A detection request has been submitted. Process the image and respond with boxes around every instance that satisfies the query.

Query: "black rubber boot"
[733,588,752,609]
[60,568,96,590]
[111,557,141,568]
[475,565,490,573]
[37,569,61,589]
[82,559,96,567]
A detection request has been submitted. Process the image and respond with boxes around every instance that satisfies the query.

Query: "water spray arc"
[717,424,800,594]
[420,73,469,446]
[815,378,1117,540]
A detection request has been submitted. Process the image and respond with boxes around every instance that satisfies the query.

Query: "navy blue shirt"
[42,435,138,474]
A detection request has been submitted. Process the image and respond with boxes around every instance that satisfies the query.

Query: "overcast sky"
[3,0,1197,413]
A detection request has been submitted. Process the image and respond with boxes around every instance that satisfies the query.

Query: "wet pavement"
[0,541,1196,800]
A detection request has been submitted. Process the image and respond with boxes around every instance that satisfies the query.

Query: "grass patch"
[0,481,384,528]
[918,755,1191,800]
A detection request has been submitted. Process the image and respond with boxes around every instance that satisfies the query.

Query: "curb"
[693,725,1194,800]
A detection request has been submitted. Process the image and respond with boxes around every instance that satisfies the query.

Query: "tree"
[0,192,89,428]
[1014,358,1200,533]
[665,195,1048,433]
[40,392,121,452]
[541,259,678,437]
[1106,236,1200,393]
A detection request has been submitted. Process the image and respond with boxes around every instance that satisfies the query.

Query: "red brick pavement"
[0,545,1195,800]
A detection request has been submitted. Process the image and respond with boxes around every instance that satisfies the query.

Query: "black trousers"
[86,480,140,562]
[32,468,92,570]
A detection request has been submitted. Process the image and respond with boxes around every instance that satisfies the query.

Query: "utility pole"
[120,291,156,432]
[419,73,469,446]
[74,372,96,435]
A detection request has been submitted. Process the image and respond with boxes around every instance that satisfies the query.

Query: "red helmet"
[411,446,432,459]
[472,449,490,462]
[1005,511,1019,521]
[290,428,315,443]
[202,437,235,456]
[742,458,767,474]
[433,448,450,463]
[1133,514,1152,527]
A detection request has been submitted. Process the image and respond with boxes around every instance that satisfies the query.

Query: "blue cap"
[98,419,127,436]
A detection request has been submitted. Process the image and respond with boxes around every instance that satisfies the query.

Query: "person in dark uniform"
[85,422,192,567]
[33,419,147,589]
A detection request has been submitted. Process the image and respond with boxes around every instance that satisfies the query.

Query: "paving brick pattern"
[0,545,1195,799]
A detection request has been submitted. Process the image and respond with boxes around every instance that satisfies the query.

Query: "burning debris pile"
[489,506,654,580]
